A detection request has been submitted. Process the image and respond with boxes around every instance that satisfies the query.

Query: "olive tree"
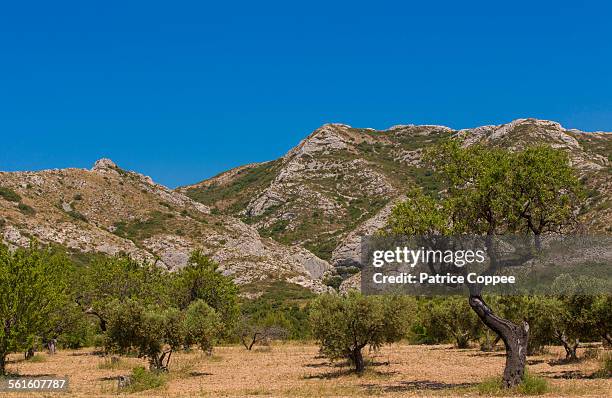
[237,313,288,351]
[0,244,71,375]
[509,146,583,249]
[420,297,482,348]
[183,299,223,355]
[171,251,240,333]
[388,141,583,387]
[104,300,182,371]
[310,292,413,373]
[75,255,169,332]
[105,299,224,371]
[591,295,612,347]
[548,275,608,360]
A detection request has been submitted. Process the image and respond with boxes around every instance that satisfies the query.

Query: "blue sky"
[1,1,610,187]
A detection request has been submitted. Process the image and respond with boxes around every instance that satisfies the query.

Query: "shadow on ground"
[361,380,477,393]
[188,371,213,377]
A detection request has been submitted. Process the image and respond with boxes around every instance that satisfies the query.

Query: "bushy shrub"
[594,351,612,378]
[171,251,239,333]
[17,202,35,215]
[122,366,167,393]
[67,210,88,222]
[310,292,414,372]
[104,300,184,371]
[183,300,223,354]
[0,186,21,202]
[477,369,548,395]
[240,283,313,341]
[418,297,481,348]
[237,313,288,350]
[105,297,224,370]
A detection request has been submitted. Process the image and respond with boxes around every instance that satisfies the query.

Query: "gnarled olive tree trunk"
[469,295,529,388]
[0,353,6,376]
[557,332,579,361]
[349,347,365,373]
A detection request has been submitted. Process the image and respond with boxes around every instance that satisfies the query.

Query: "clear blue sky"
[1,1,611,188]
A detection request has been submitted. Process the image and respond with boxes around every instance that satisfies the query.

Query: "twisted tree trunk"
[0,353,6,376]
[25,347,35,360]
[349,347,365,373]
[469,295,529,388]
[559,333,579,361]
[480,332,501,352]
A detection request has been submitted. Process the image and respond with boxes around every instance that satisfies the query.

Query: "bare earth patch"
[4,343,610,397]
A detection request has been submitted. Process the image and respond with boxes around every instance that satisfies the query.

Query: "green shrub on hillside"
[17,202,35,215]
[0,186,21,202]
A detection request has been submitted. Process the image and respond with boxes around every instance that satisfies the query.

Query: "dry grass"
[4,343,610,397]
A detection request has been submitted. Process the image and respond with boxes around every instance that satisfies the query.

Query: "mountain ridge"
[182,118,610,265]
[1,118,610,293]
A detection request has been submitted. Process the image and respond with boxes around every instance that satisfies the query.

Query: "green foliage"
[259,219,289,237]
[388,141,586,387]
[594,351,612,378]
[422,140,517,235]
[545,275,611,359]
[54,303,99,349]
[97,357,127,370]
[417,297,481,348]
[105,300,184,371]
[477,369,548,395]
[171,251,240,334]
[0,186,21,202]
[310,292,414,372]
[237,313,289,350]
[388,188,450,235]
[17,202,35,215]
[123,366,167,393]
[476,377,504,395]
[28,354,47,363]
[240,304,301,341]
[76,255,170,332]
[406,140,583,237]
[250,281,316,302]
[513,297,558,354]
[322,275,343,290]
[304,239,338,261]
[405,167,443,195]
[184,161,279,213]
[240,281,313,340]
[0,244,71,374]
[509,146,583,235]
[113,211,173,241]
[590,295,612,345]
[105,297,224,370]
[183,300,223,353]
[66,210,88,222]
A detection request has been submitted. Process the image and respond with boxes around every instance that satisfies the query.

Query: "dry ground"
[3,343,610,397]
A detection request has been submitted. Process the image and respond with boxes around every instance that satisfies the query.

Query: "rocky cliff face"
[180,123,454,261]
[0,159,331,293]
[2,118,609,294]
[182,118,611,274]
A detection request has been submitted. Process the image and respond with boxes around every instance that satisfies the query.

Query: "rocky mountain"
[0,159,331,294]
[179,124,454,264]
[181,118,611,280]
[2,118,609,294]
